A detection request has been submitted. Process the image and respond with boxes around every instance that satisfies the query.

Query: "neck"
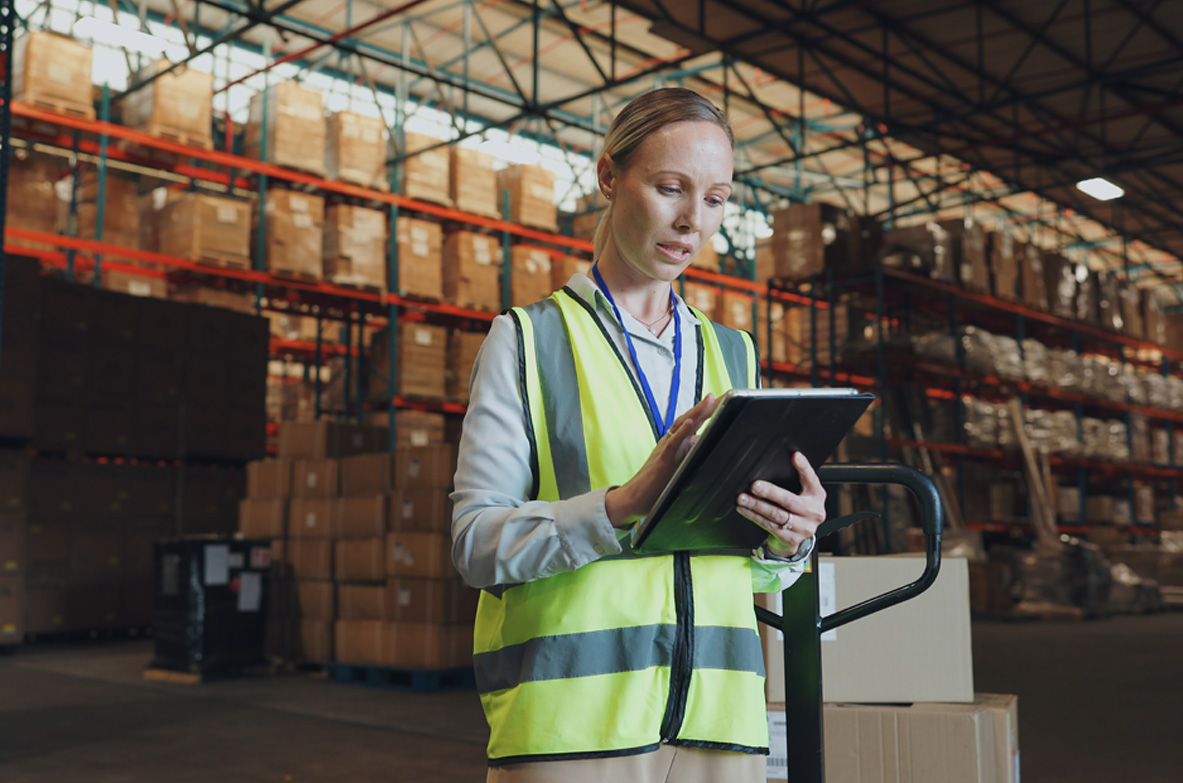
[594,254,674,323]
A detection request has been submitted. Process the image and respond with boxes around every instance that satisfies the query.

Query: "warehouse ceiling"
[99,0,1183,304]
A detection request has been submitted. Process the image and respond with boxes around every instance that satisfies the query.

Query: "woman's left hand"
[736,451,826,558]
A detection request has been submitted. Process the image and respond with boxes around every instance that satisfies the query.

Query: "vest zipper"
[659,552,694,740]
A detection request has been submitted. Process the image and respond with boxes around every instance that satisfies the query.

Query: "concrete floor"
[2,613,1181,782]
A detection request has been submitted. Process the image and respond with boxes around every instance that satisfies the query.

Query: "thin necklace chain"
[632,299,674,331]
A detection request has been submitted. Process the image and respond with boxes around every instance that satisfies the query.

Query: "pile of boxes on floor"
[762,555,1019,783]
[8,29,570,310]
[238,418,476,671]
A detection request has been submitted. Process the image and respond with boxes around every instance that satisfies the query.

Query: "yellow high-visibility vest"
[473,287,767,765]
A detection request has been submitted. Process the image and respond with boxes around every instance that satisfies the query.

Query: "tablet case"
[630,389,875,554]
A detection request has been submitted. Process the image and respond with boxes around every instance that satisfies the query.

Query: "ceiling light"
[478,138,540,166]
[75,16,168,58]
[1076,177,1124,201]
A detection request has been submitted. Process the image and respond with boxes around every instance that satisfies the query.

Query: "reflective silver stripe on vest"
[710,323,752,389]
[519,298,592,499]
[473,624,764,695]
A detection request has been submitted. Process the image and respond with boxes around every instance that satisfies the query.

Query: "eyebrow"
[655,170,734,189]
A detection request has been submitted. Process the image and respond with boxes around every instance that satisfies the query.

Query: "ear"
[597,154,616,201]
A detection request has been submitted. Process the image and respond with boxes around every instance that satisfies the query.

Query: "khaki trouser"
[487,745,767,783]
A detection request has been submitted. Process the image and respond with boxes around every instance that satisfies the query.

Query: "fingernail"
[752,481,767,495]
[738,494,752,507]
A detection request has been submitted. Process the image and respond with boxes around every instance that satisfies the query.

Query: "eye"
[705,194,727,208]
[658,185,682,195]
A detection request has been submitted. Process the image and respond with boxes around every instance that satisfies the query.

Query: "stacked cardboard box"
[64,170,141,251]
[497,165,557,232]
[682,281,718,320]
[690,240,719,272]
[11,31,94,119]
[716,290,755,333]
[1119,279,1144,339]
[769,203,859,281]
[153,192,252,270]
[367,323,448,402]
[120,60,213,148]
[443,231,503,312]
[326,111,388,191]
[394,217,443,301]
[509,246,554,307]
[550,255,591,290]
[101,269,168,300]
[1075,263,1099,325]
[245,80,326,176]
[1143,289,1165,345]
[756,299,789,365]
[401,132,452,206]
[1017,242,1047,311]
[259,189,324,281]
[324,204,387,290]
[7,151,67,251]
[989,232,1019,301]
[447,331,486,403]
[1041,253,1077,319]
[784,302,850,367]
[568,192,606,242]
[450,147,499,218]
[1096,271,1123,332]
[958,219,990,294]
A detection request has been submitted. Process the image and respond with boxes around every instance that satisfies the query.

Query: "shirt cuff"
[761,536,815,563]
[556,486,624,568]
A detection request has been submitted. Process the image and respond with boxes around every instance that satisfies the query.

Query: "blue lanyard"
[592,264,682,437]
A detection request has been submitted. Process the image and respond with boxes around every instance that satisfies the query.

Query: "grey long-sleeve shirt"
[449,272,808,592]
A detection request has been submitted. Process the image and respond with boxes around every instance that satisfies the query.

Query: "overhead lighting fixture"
[75,16,169,58]
[1076,177,1124,201]
[478,137,540,166]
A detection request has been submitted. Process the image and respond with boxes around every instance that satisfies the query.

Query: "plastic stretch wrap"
[1025,409,1081,455]
[962,396,999,448]
[1022,339,1050,385]
[996,402,1016,450]
[1142,372,1168,410]
[908,331,956,364]
[1122,366,1148,407]
[151,537,271,676]
[1168,376,1183,411]
[1081,356,1125,402]
[1082,417,1130,461]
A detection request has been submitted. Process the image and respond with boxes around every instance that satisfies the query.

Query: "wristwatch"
[762,536,815,563]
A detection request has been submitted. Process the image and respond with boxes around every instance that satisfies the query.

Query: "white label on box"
[393,543,415,566]
[411,226,429,243]
[305,512,318,529]
[237,571,262,612]
[819,561,837,641]
[766,711,788,779]
[530,183,551,200]
[128,280,153,297]
[409,458,422,478]
[228,553,245,569]
[343,123,360,139]
[290,194,309,212]
[204,545,230,586]
[293,213,313,229]
[307,473,318,488]
[216,205,238,224]
[474,239,493,266]
[412,241,428,257]
[410,430,429,447]
[151,187,168,211]
[402,500,414,520]
[399,586,412,606]
[414,328,433,347]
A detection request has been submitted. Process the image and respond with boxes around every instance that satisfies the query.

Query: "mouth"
[657,242,693,262]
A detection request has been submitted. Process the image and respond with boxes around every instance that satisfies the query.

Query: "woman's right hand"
[604,393,721,528]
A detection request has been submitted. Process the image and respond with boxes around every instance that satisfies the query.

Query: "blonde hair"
[593,88,734,259]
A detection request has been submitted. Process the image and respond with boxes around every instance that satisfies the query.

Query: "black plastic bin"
[151,536,272,677]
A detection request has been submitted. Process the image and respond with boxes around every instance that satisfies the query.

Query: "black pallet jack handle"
[754,463,944,783]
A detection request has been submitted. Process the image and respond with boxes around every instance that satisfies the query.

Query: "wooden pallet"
[118,125,215,157]
[20,95,96,122]
[325,663,475,693]
[269,268,324,285]
[192,254,253,273]
[327,276,386,295]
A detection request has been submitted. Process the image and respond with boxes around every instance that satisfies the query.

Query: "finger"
[747,481,819,523]
[793,452,825,496]
[737,507,805,548]
[736,492,795,530]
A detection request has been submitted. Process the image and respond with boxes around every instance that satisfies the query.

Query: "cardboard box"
[335,618,386,665]
[1119,279,1144,338]
[367,322,448,401]
[443,231,503,312]
[287,539,333,581]
[278,421,385,459]
[717,290,754,333]
[1018,243,1047,311]
[324,204,387,290]
[337,495,388,538]
[989,231,1019,301]
[768,203,857,280]
[102,268,167,300]
[388,577,478,624]
[154,192,252,268]
[761,556,973,704]
[447,330,486,403]
[326,111,388,190]
[1143,289,1165,345]
[120,59,213,147]
[337,583,392,621]
[450,147,499,218]
[239,498,287,539]
[287,498,337,539]
[68,171,141,250]
[246,459,292,499]
[6,152,65,252]
[387,489,452,534]
[389,410,446,447]
[959,219,990,293]
[1042,253,1076,319]
[291,459,339,500]
[385,532,455,579]
[401,132,452,206]
[550,255,592,290]
[11,31,94,117]
[245,80,326,176]
[766,694,1019,783]
[335,537,387,583]
[341,453,396,496]
[295,618,333,664]
[689,239,719,271]
[0,574,24,644]
[509,246,554,307]
[756,300,788,364]
[384,621,473,669]
[294,579,335,620]
[682,281,717,320]
[394,216,443,300]
[260,189,324,280]
[497,165,557,232]
[396,445,456,489]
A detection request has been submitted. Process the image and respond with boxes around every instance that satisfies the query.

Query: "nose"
[675,198,701,232]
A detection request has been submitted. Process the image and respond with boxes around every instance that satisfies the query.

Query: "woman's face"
[599,120,734,284]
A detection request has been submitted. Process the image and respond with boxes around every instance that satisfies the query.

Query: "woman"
[451,87,826,782]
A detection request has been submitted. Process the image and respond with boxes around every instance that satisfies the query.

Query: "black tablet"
[630,388,875,554]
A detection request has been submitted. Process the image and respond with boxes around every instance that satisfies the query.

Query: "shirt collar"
[563,272,702,336]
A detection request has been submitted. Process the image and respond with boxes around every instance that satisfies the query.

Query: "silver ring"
[784,513,793,532]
